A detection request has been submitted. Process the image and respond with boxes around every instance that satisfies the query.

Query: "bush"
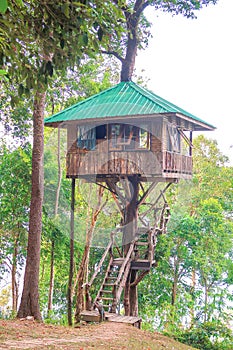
[170,321,233,350]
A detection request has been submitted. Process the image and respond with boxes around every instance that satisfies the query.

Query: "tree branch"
[101,50,124,63]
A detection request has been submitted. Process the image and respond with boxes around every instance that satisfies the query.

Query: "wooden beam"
[140,182,172,220]
[137,181,158,207]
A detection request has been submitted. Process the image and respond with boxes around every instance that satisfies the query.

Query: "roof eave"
[44,112,216,131]
[174,113,216,131]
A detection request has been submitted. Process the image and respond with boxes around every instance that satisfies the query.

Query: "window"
[109,124,150,151]
[96,125,106,140]
[166,124,180,152]
[139,125,150,149]
[77,126,96,150]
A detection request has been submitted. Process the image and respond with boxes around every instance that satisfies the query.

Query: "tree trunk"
[120,15,138,82]
[129,270,138,316]
[68,178,75,326]
[17,90,46,321]
[122,176,139,316]
[121,35,137,82]
[171,257,180,306]
[48,128,62,316]
[122,176,139,250]
[171,276,178,306]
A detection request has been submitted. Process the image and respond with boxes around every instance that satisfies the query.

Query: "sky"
[136,0,233,165]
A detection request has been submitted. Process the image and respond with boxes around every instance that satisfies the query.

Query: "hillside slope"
[0,319,197,350]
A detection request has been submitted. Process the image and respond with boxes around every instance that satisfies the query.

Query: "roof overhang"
[44,112,215,132]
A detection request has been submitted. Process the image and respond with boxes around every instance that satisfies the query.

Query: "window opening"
[96,125,106,140]
[139,126,150,149]
[167,124,180,153]
[109,124,149,151]
[77,125,96,150]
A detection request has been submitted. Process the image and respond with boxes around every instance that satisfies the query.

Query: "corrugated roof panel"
[44,81,215,130]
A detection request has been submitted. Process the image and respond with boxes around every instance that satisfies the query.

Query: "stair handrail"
[92,255,114,308]
[88,231,115,288]
[115,242,135,286]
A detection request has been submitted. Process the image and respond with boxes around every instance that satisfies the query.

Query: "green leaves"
[0,0,8,14]
[139,136,233,339]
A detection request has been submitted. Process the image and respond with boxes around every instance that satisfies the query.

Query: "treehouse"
[44,81,215,322]
[45,81,214,183]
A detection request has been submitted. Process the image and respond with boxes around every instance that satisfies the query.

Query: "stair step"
[112,261,124,266]
[102,297,113,301]
[135,242,148,246]
[104,283,115,287]
[101,290,113,294]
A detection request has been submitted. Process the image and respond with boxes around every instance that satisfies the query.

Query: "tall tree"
[0,0,123,320]
[102,0,218,81]
[0,0,218,320]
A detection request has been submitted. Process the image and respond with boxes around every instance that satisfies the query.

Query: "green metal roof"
[44,81,215,130]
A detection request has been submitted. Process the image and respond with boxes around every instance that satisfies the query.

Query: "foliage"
[172,321,233,350]
[0,0,124,95]
[139,136,233,346]
[0,144,31,278]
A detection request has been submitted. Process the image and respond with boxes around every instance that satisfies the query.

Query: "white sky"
[136,0,233,165]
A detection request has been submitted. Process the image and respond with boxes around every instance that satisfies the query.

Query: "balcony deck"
[66,149,192,182]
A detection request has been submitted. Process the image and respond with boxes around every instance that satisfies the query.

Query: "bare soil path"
[0,319,197,350]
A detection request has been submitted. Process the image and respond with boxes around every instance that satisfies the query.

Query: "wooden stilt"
[68,178,75,326]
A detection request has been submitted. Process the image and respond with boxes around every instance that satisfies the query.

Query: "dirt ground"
[0,319,197,350]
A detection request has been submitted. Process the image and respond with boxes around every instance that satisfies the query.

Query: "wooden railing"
[66,150,192,179]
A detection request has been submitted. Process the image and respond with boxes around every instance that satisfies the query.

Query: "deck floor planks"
[80,310,141,328]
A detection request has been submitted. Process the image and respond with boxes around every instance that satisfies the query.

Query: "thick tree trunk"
[121,36,137,82]
[122,176,139,316]
[129,270,138,316]
[17,90,46,321]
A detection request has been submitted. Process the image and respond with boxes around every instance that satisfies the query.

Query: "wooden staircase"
[93,243,134,313]
[90,227,160,314]
[85,201,171,316]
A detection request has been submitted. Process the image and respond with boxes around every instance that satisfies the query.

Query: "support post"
[68,178,75,326]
